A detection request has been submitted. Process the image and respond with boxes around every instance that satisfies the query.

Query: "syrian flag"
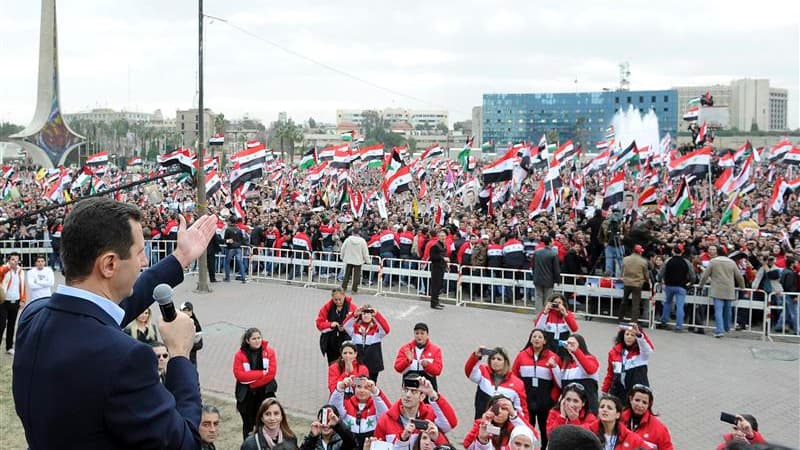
[770,139,794,162]
[734,140,753,162]
[668,146,712,178]
[127,156,143,167]
[306,160,329,186]
[230,162,263,192]
[359,144,384,162]
[670,178,693,217]
[45,182,63,203]
[231,145,267,169]
[596,140,609,151]
[637,185,657,208]
[420,143,443,160]
[719,152,735,168]
[695,122,709,145]
[435,204,447,226]
[791,217,800,234]
[349,188,365,218]
[781,146,800,165]
[332,145,353,169]
[318,145,336,161]
[482,147,517,184]
[205,169,222,197]
[770,176,789,213]
[785,177,800,191]
[209,133,225,146]
[545,157,562,188]
[528,181,549,218]
[602,172,625,210]
[554,139,577,162]
[611,141,639,171]
[729,154,754,193]
[246,140,264,150]
[87,151,109,166]
[382,164,413,201]
[714,167,735,194]
[584,149,610,176]
[299,147,317,170]
[683,106,700,121]
[660,134,673,155]
[158,148,195,172]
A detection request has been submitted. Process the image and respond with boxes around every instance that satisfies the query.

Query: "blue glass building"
[482,89,678,149]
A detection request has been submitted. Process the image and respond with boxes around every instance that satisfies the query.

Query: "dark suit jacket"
[12,255,202,449]
[429,241,446,273]
[533,247,560,288]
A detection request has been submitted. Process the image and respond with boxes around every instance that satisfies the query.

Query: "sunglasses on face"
[156,353,169,359]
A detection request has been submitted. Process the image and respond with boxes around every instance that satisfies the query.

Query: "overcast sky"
[1,0,798,129]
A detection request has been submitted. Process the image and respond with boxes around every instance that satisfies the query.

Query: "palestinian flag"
[720,192,740,226]
[458,146,471,169]
[127,156,143,167]
[157,148,195,173]
[669,179,692,217]
[481,147,517,184]
[70,167,92,190]
[687,96,702,107]
[420,143,443,160]
[359,144,384,162]
[230,161,263,192]
[205,169,222,197]
[481,140,494,152]
[603,171,625,210]
[341,130,355,141]
[231,145,267,169]
[637,185,657,208]
[87,151,109,166]
[668,146,712,178]
[299,147,317,170]
[209,133,225,146]
[611,141,639,171]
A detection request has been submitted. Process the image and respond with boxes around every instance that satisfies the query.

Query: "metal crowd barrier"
[0,239,53,268]
[555,274,653,325]
[378,258,459,303]
[249,247,313,286]
[765,291,800,341]
[459,265,535,309]
[308,251,381,294]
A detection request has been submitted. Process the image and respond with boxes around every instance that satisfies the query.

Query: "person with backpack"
[657,245,696,332]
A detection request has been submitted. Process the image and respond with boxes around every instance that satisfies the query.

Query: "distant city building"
[176,108,215,148]
[278,112,288,124]
[64,108,156,124]
[482,90,678,147]
[472,106,483,144]
[336,108,449,129]
[674,78,788,131]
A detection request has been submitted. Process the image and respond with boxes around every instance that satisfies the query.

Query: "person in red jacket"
[373,375,458,447]
[343,304,390,382]
[601,323,654,401]
[316,288,358,364]
[329,375,390,449]
[533,293,579,355]
[232,327,278,439]
[582,395,646,449]
[327,342,369,394]
[463,394,539,450]
[393,322,444,391]
[551,334,600,414]
[466,347,528,420]
[715,414,767,450]
[512,329,561,449]
[621,385,674,450]
[545,383,597,436]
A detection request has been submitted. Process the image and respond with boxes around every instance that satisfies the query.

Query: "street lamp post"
[195,0,210,292]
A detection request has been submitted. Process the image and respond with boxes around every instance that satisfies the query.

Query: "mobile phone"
[720,412,737,425]
[404,378,420,389]
[618,323,632,330]
[557,340,569,348]
[485,424,501,436]
[411,419,429,430]
[321,408,329,426]
[479,348,496,357]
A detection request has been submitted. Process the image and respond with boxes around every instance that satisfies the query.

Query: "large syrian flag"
[87,151,109,166]
[231,145,267,169]
[637,185,657,208]
[667,146,712,178]
[602,172,625,210]
[306,160,329,186]
[554,139,578,163]
[780,145,800,165]
[209,133,225,146]
[714,167,735,195]
[482,147,517,184]
[205,169,222,197]
[382,164,413,201]
[127,156,143,167]
[359,144,384,162]
[770,176,789,213]
[230,161,263,192]
[719,152,735,168]
[158,148,195,172]
[769,139,793,162]
[332,145,353,169]
[420,143,443,160]
[318,145,337,161]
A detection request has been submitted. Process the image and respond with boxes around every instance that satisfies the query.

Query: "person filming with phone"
[466,346,528,420]
[463,395,540,450]
[716,413,767,449]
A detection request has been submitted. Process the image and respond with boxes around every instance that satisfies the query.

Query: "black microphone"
[153,284,177,322]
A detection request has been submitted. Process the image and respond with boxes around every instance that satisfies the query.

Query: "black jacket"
[300,423,357,450]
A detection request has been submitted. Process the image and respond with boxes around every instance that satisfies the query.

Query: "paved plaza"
[169,275,799,448]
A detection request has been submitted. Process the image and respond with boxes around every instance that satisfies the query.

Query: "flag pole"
[707,158,713,211]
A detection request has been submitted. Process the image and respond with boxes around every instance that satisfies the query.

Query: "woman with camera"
[329,376,390,450]
[601,323,654,401]
[582,394,646,449]
[533,293,579,355]
[551,335,600,414]
[545,383,596,436]
[512,329,561,449]
[465,347,529,420]
[233,327,279,440]
[328,341,370,394]
[299,405,358,450]
[343,304,391,382]
[317,288,358,364]
[715,414,767,449]
[463,395,540,450]
[620,385,674,450]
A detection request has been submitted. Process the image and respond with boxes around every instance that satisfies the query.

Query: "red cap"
[634,244,644,254]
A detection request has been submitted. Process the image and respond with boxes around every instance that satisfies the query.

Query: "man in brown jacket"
[619,244,649,324]
[471,235,489,267]
[698,245,746,338]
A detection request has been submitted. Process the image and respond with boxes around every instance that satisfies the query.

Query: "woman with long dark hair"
[601,323,654,401]
[620,385,674,450]
[343,304,390,382]
[463,395,539,450]
[327,342,369,394]
[582,395,646,449]
[234,327,279,440]
[241,398,298,450]
[545,383,596,436]
[512,329,561,449]
[317,288,357,364]
[552,334,600,414]
[465,347,528,420]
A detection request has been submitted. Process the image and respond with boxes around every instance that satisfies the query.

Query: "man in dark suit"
[428,230,447,310]
[13,197,217,449]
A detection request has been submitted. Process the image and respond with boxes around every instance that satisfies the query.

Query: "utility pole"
[195,0,210,292]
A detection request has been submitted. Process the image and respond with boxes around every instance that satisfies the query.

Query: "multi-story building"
[769,88,788,131]
[336,108,448,129]
[482,90,678,147]
[673,84,732,123]
[176,108,216,148]
[64,108,156,124]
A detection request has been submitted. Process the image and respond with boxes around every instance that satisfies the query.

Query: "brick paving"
[171,274,800,449]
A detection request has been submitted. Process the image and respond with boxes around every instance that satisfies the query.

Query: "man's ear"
[97,252,117,280]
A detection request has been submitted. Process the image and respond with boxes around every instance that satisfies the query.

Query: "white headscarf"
[509,425,539,449]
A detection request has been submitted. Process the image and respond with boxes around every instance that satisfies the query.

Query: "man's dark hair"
[547,424,602,450]
[8,251,21,260]
[541,235,552,245]
[61,198,142,284]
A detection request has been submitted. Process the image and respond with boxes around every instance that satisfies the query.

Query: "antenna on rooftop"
[618,62,630,91]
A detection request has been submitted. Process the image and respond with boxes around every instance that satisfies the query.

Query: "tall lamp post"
[195,0,210,292]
